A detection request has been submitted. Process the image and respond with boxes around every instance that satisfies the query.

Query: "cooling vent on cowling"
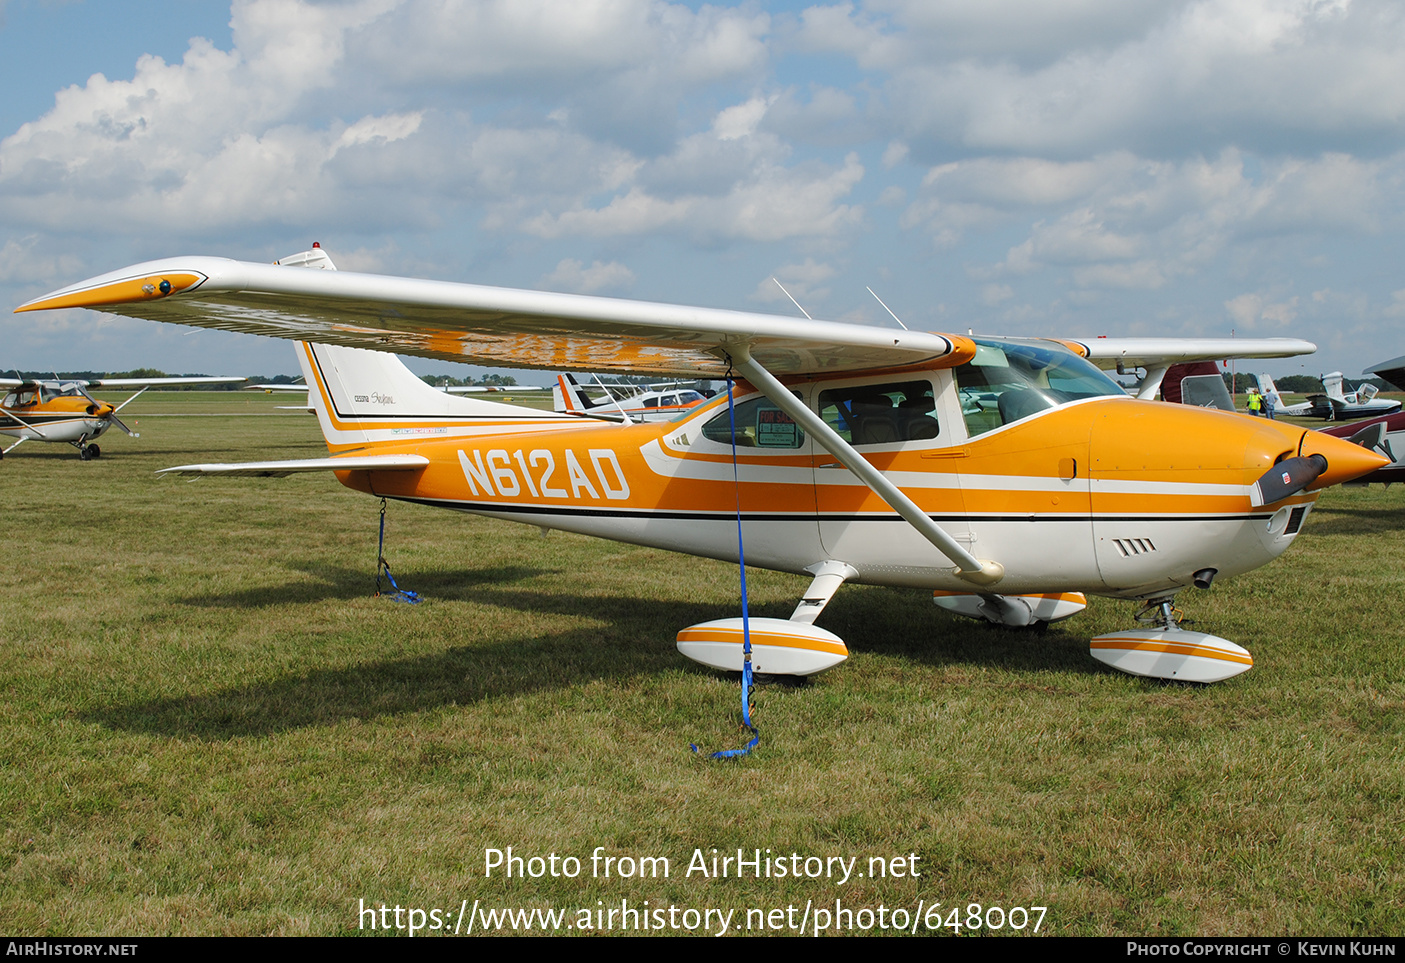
[1113,538,1157,558]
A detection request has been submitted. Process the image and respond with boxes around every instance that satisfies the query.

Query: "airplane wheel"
[87,444,101,459]
[78,447,90,461]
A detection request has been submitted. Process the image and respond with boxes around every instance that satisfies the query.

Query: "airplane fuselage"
[328,383,1350,602]
[0,394,112,444]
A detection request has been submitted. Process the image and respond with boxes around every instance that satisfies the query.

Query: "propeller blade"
[107,412,138,437]
[1250,454,1328,507]
[1347,421,1394,462]
[72,383,139,437]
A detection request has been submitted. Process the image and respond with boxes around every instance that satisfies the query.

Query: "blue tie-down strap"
[690,657,760,758]
[690,373,759,758]
[375,500,421,604]
[376,557,422,605]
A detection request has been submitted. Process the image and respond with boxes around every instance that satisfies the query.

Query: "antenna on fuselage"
[771,278,812,320]
[866,287,908,330]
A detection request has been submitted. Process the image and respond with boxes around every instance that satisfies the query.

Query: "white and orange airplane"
[15,247,1388,682]
[0,373,245,459]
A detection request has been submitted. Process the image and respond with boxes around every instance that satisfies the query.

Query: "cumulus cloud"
[0,2,866,253]
[915,148,1399,294]
[1225,292,1301,327]
[0,236,82,284]
[4,0,1405,379]
[981,283,1014,305]
[751,258,838,307]
[797,0,1405,158]
[522,97,866,242]
[541,257,636,294]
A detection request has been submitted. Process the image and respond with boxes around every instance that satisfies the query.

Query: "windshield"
[954,338,1124,437]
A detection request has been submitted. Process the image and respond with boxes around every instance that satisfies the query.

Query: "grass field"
[2,392,1402,936]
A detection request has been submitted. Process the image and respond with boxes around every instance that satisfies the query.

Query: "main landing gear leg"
[676,560,857,677]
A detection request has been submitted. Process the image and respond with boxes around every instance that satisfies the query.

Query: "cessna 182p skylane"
[0,374,245,459]
[15,248,1388,683]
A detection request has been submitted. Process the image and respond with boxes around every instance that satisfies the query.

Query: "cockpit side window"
[954,339,1124,437]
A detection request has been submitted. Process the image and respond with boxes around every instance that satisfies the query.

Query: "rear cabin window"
[700,395,805,448]
[817,381,938,445]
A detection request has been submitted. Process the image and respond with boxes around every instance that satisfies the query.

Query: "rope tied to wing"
[375,497,421,604]
[692,366,759,759]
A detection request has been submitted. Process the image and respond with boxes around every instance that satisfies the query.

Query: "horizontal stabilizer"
[158,454,429,478]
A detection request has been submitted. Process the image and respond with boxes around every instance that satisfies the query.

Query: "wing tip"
[15,271,208,313]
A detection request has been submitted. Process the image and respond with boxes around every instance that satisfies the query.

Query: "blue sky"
[3,0,1403,382]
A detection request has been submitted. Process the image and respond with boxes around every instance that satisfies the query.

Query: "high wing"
[1063,338,1316,370]
[16,256,967,378]
[1056,337,1317,401]
[16,251,1316,382]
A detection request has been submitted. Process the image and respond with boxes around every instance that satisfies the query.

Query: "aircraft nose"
[1300,429,1391,490]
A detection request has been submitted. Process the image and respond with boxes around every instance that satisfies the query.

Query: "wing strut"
[725,345,1004,586]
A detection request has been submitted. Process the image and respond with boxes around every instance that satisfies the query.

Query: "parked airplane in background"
[1317,355,1405,485]
[1260,372,1402,421]
[247,380,544,395]
[553,373,708,422]
[16,247,1385,683]
[0,374,245,459]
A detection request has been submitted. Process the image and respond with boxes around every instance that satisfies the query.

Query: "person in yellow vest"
[1246,388,1262,415]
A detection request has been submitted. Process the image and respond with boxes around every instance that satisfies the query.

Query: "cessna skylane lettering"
[0,374,245,459]
[16,249,1388,682]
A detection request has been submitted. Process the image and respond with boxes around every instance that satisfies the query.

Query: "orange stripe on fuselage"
[330,395,1299,522]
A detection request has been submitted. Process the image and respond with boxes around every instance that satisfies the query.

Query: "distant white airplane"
[246,381,544,395]
[1259,372,1402,421]
[553,373,708,423]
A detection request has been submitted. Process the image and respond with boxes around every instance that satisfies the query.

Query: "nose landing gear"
[1090,594,1252,683]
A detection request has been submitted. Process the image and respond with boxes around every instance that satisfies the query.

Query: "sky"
[2,0,1404,382]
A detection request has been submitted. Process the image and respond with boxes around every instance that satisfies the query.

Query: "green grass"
[1,393,1402,936]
